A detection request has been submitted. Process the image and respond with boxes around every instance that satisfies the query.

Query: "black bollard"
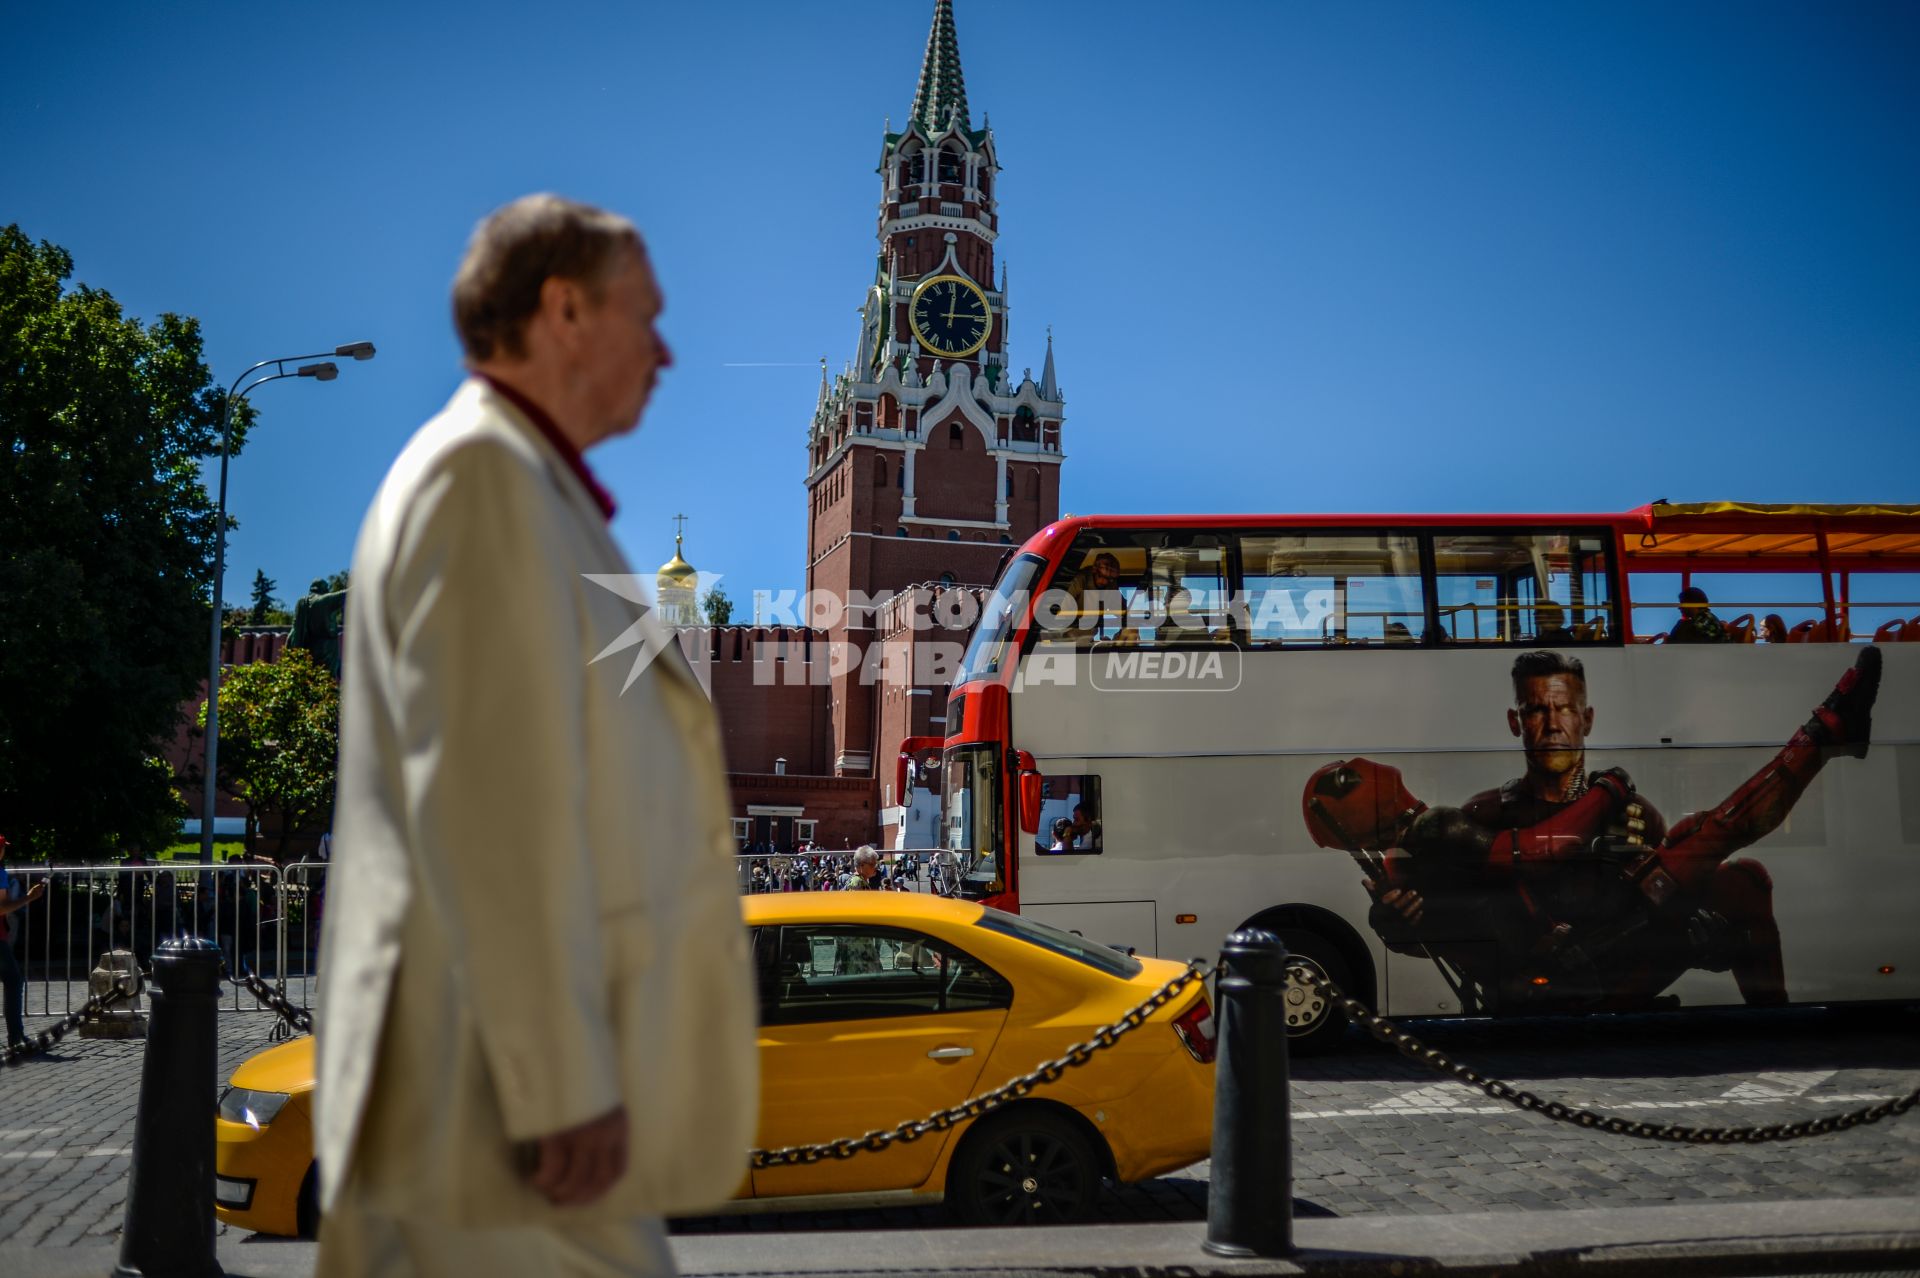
[114,936,224,1278]
[1204,927,1293,1258]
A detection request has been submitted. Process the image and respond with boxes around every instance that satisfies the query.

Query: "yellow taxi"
[216,892,1216,1233]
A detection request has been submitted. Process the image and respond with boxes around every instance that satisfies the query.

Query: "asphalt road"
[3,996,1915,1249]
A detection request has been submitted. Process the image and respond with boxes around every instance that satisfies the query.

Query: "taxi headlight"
[218,1086,291,1129]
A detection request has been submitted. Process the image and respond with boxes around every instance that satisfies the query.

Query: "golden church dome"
[657,535,698,592]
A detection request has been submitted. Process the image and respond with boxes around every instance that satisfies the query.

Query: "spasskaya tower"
[804,0,1066,777]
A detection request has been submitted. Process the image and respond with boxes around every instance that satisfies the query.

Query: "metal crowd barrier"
[734,849,967,896]
[3,851,979,1019]
[3,861,327,1016]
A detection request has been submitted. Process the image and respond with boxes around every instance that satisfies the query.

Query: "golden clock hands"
[946,289,959,323]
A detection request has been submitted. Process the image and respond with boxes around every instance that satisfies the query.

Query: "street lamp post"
[199,342,376,864]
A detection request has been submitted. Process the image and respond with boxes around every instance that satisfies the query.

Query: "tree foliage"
[197,647,338,862]
[702,585,734,625]
[0,224,250,857]
[249,569,280,625]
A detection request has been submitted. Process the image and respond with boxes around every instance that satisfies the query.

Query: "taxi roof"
[741,890,989,929]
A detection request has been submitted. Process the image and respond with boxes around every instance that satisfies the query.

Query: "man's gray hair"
[853,845,879,870]
[451,194,642,362]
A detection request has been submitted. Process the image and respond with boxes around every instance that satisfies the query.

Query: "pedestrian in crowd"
[0,834,48,1051]
[847,846,882,889]
[1668,586,1730,643]
[314,195,758,1277]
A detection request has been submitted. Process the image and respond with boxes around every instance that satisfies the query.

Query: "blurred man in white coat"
[315,195,758,1276]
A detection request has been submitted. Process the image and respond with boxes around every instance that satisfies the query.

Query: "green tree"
[323,569,350,593]
[249,569,279,625]
[701,585,734,625]
[197,648,339,862]
[0,224,253,858]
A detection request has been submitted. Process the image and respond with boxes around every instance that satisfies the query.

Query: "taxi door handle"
[926,1046,975,1061]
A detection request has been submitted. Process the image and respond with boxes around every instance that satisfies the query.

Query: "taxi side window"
[764,924,1013,1025]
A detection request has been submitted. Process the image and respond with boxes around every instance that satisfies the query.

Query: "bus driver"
[1303,646,1882,1013]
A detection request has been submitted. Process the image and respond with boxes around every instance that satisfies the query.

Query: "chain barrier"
[228,966,314,1038]
[749,957,1214,1169]
[2,990,119,1067]
[1290,961,1920,1144]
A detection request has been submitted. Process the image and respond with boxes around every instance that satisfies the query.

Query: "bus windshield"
[958,553,1046,682]
[940,743,1000,876]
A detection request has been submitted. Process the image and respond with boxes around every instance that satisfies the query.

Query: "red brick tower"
[805,0,1066,777]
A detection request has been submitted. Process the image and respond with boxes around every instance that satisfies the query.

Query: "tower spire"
[909,0,970,135]
[1039,326,1059,400]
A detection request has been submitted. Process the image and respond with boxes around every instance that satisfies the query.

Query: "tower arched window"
[937,147,963,184]
[1030,470,1042,498]
[948,422,964,449]
[978,167,992,199]
[939,572,957,587]
[947,529,960,541]
[896,464,904,489]
[898,150,922,190]
[874,458,888,487]
[1004,470,1015,499]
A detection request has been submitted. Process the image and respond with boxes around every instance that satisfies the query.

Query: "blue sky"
[6,0,1916,609]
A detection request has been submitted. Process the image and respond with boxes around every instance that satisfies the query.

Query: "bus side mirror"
[1019,771,1044,834]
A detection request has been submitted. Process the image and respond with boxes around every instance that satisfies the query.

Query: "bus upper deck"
[953,503,1920,687]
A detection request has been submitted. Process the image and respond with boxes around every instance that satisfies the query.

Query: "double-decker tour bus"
[916,503,1920,1050]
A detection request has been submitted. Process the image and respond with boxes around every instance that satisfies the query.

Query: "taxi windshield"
[957,554,1046,683]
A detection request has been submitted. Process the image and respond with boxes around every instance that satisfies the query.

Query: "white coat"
[314,378,757,1226]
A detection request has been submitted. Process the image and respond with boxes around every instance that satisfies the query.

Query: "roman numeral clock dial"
[908,274,993,359]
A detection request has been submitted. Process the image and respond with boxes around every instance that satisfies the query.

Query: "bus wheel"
[945,1109,1102,1226]
[1273,929,1355,1056]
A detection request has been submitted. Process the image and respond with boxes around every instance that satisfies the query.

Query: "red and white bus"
[917,503,1920,1050]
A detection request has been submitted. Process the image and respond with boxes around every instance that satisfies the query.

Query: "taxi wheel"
[296,1163,321,1239]
[1275,928,1355,1057]
[946,1110,1101,1226]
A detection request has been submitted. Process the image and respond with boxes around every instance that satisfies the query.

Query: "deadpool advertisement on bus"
[1300,645,1885,1015]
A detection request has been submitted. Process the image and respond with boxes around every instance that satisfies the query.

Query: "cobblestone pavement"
[2,992,1915,1247]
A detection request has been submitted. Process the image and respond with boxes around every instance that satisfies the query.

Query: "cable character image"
[1302,646,1882,1013]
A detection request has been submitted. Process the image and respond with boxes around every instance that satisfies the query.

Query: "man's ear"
[538,276,584,346]
[1507,708,1522,738]
[1582,705,1595,733]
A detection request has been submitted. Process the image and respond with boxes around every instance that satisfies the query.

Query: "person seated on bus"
[1383,620,1416,645]
[1069,802,1102,852]
[1760,613,1790,644]
[1532,601,1575,645]
[1667,586,1731,643]
[1043,817,1076,854]
[1051,551,1127,644]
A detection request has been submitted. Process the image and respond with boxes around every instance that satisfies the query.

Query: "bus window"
[941,743,1000,865]
[1431,531,1613,645]
[1237,533,1424,647]
[1037,534,1227,649]
[1033,775,1102,856]
[958,553,1046,681]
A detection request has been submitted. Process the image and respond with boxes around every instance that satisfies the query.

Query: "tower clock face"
[909,274,993,358]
